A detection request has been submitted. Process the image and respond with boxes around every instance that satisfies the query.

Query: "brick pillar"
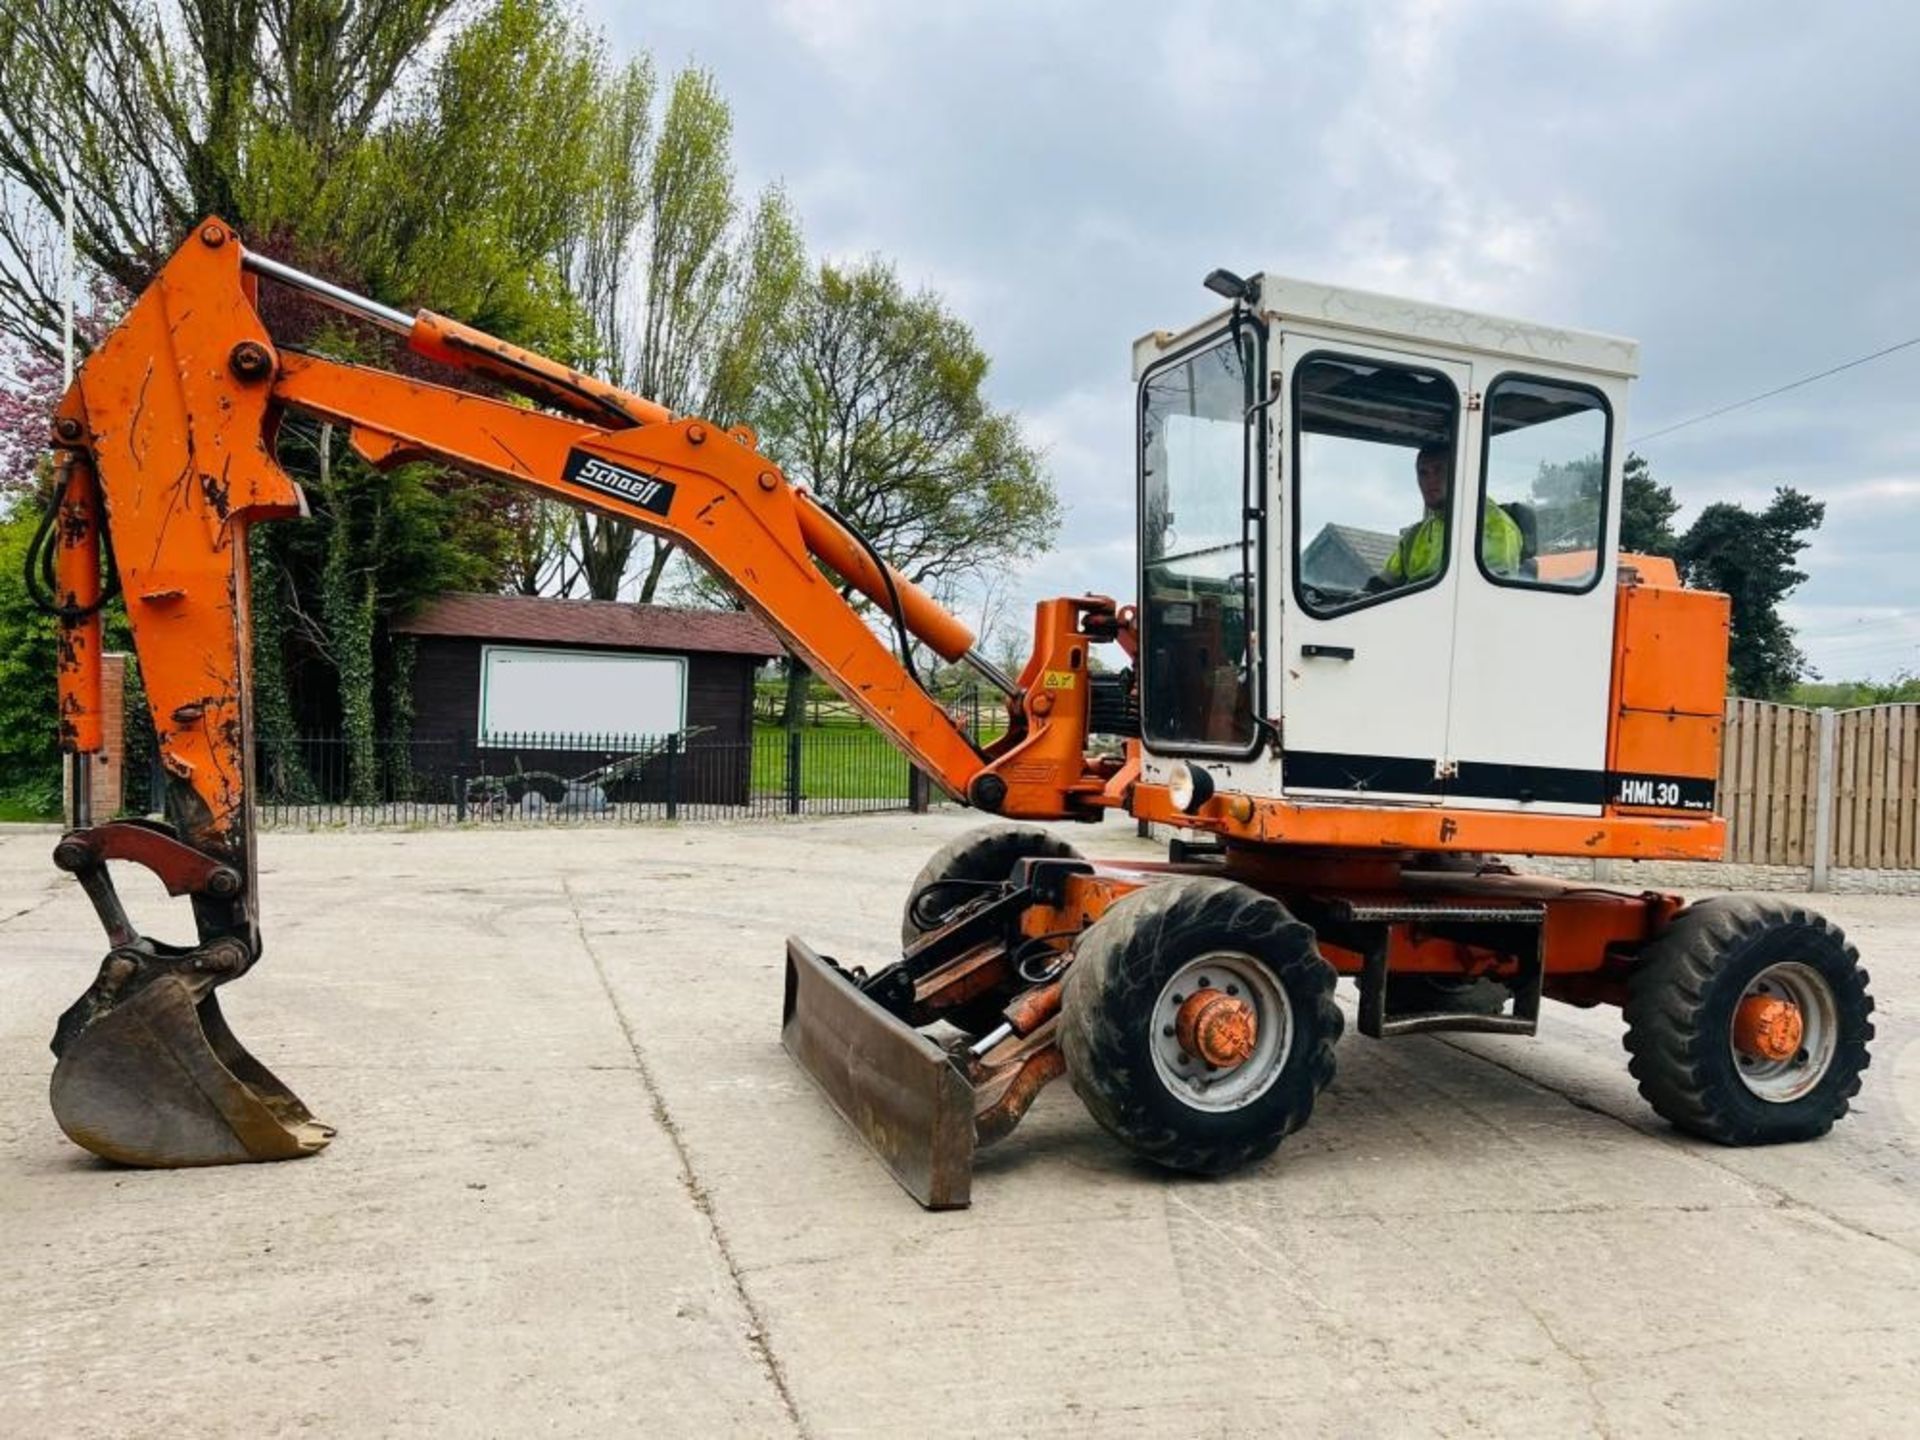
[94,652,128,818]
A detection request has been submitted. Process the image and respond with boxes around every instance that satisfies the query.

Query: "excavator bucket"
[50,969,333,1168]
[781,938,977,1209]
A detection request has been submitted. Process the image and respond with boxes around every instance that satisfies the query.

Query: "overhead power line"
[1630,334,1920,446]
[1799,607,1920,638]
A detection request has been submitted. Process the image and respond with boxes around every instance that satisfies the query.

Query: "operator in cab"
[1379,442,1522,586]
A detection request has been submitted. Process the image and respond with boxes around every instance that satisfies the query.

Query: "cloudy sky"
[591,0,1920,681]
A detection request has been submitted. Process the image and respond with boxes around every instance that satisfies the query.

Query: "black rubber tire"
[1059,876,1342,1176]
[900,824,1085,1034]
[1622,895,1874,1145]
[1384,974,1507,1016]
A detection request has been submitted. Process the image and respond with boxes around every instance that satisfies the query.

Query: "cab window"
[1139,331,1258,751]
[1293,355,1460,616]
[1479,376,1612,590]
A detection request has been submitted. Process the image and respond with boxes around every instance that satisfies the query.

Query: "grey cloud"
[596,0,1920,678]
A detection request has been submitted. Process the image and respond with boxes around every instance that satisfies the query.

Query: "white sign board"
[479,646,687,743]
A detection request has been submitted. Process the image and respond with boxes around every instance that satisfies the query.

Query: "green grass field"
[750,724,911,799]
[747,721,1006,800]
[0,795,58,823]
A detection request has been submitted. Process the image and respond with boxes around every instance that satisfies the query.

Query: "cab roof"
[1133,274,1640,383]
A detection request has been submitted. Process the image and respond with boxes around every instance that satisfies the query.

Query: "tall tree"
[0,0,618,801]
[0,1,461,354]
[1618,451,1681,556]
[754,258,1061,724]
[563,65,804,601]
[1678,486,1824,699]
[1527,451,1603,552]
[0,343,60,508]
[0,504,62,808]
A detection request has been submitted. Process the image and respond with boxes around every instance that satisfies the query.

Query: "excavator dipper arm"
[41,219,1121,1168]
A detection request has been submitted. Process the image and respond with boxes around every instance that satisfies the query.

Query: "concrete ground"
[1,813,1916,1438]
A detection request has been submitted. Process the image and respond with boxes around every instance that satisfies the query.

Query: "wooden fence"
[1720,699,1920,877]
[1832,704,1920,869]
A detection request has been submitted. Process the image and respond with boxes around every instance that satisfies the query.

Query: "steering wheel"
[1299,581,1359,609]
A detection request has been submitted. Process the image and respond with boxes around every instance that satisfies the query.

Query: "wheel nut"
[1733,995,1803,1063]
[1176,988,1258,1070]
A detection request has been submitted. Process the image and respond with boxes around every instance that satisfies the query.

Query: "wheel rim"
[1730,961,1838,1103]
[1148,951,1291,1112]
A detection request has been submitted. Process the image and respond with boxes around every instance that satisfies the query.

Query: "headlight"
[1167,760,1216,815]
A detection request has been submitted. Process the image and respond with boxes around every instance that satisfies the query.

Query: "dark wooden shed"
[391,593,784,806]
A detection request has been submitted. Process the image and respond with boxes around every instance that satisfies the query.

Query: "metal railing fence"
[237,728,940,827]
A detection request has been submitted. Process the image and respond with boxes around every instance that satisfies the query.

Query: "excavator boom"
[39,220,1122,1171]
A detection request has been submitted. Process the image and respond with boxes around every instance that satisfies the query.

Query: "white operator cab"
[1132,274,1639,815]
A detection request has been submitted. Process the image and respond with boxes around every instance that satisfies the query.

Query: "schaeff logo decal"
[562,450,676,517]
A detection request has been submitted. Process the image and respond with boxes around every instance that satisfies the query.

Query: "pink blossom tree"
[0,277,124,510]
[0,344,61,508]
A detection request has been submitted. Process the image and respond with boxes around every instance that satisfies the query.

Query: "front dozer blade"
[782,937,976,1209]
[50,972,334,1168]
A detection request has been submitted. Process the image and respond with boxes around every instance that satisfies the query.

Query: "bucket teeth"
[49,967,331,1168]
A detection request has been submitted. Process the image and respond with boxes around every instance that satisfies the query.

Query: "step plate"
[782,937,976,1210]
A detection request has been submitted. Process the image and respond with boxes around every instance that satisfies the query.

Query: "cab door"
[1443,370,1621,813]
[1280,346,1470,803]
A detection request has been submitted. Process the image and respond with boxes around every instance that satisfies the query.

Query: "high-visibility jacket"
[1383,501,1523,584]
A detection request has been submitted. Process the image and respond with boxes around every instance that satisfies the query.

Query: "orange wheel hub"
[1175,989,1258,1069]
[1733,994,1804,1062]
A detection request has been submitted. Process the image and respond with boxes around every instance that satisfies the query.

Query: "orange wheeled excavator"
[32,223,1874,1206]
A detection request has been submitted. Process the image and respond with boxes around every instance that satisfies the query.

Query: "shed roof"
[392,592,785,658]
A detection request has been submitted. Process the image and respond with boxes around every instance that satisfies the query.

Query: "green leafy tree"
[1678,486,1824,699]
[0,1,461,352]
[1518,448,1677,559]
[564,65,805,600]
[1793,673,1920,707]
[0,505,62,811]
[1527,451,1603,552]
[1618,452,1681,555]
[1520,448,1818,700]
[3,2,815,794]
[348,0,599,348]
[0,500,139,815]
[263,408,525,795]
[0,0,630,800]
[754,259,1061,725]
